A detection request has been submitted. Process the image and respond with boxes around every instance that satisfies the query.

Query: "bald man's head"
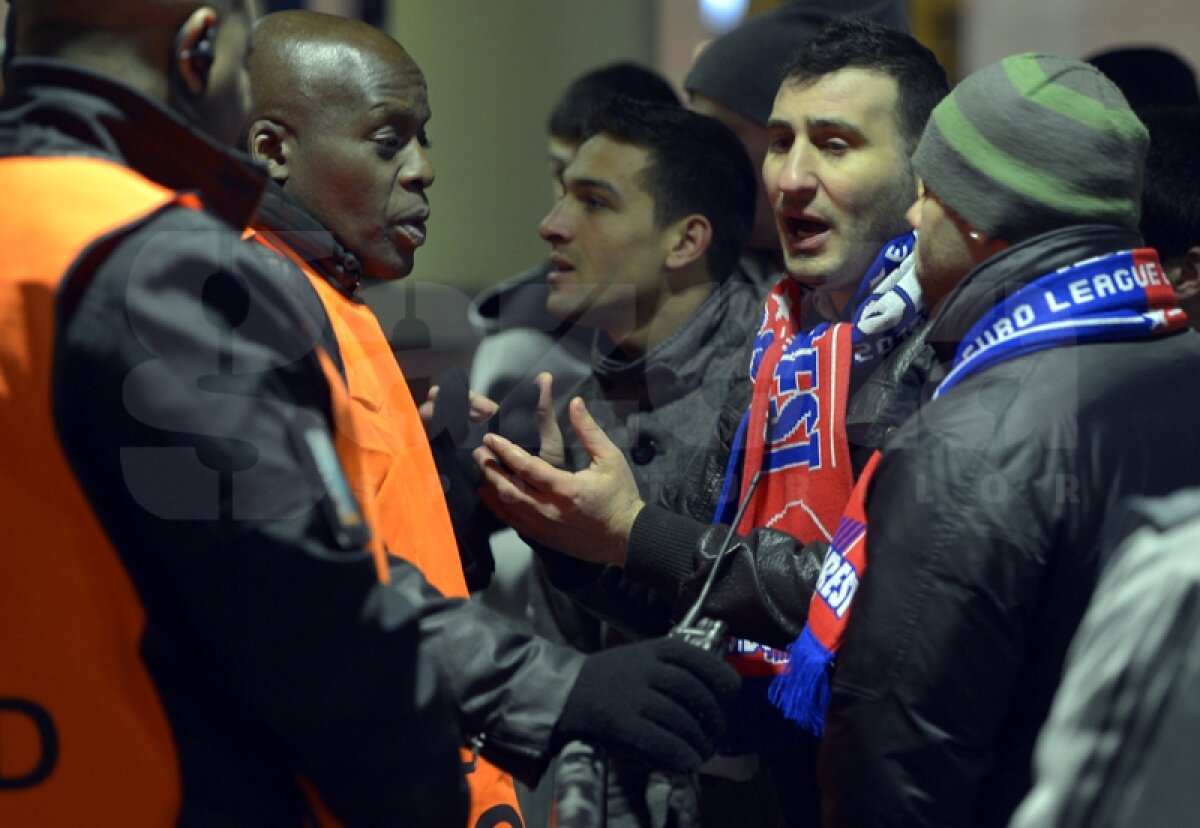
[250,12,415,131]
[12,0,261,146]
[247,11,434,281]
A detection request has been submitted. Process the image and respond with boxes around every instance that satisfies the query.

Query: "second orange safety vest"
[251,228,525,828]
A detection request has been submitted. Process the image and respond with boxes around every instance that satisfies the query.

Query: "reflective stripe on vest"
[0,156,190,824]
[250,228,525,828]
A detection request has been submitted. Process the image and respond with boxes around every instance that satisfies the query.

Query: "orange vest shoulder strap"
[0,156,198,286]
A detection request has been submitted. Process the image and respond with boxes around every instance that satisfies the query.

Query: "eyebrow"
[804,116,867,141]
[565,176,621,201]
[366,96,431,121]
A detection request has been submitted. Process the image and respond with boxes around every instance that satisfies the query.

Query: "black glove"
[553,637,740,773]
[425,369,541,591]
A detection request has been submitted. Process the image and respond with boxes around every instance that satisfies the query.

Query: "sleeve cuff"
[624,505,708,594]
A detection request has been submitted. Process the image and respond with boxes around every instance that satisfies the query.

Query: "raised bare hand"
[473,396,644,565]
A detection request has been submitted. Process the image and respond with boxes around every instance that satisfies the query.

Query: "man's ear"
[965,226,1010,260]
[248,119,291,184]
[1169,245,1200,301]
[664,214,712,271]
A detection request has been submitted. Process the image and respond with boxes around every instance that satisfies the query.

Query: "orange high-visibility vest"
[0,157,405,826]
[252,228,524,828]
[0,156,194,824]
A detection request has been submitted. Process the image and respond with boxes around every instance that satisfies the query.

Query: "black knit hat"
[1085,46,1200,111]
[683,0,911,126]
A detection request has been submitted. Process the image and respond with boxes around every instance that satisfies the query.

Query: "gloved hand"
[553,637,740,773]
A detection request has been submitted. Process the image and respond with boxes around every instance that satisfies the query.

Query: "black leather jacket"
[616,317,936,649]
[822,225,1200,828]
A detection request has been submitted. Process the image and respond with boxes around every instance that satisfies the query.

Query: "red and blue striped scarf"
[770,246,1189,734]
[711,233,919,754]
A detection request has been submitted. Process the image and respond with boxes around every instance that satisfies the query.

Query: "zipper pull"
[462,733,486,774]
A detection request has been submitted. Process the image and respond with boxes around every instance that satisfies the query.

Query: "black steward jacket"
[252,182,586,782]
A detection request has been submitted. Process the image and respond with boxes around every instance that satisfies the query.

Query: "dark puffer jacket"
[821,225,1200,828]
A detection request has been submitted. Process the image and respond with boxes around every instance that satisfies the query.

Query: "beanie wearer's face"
[909,184,1002,311]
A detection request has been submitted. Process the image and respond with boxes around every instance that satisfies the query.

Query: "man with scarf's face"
[762,53,916,320]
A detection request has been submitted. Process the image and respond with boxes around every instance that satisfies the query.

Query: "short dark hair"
[581,97,756,281]
[779,17,949,155]
[547,62,680,143]
[1139,106,1200,260]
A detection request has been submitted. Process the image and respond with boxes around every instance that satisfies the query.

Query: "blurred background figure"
[1138,106,1200,329]
[1084,44,1200,110]
[1011,489,1200,828]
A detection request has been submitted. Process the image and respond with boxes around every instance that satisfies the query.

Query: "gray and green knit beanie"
[912,53,1149,243]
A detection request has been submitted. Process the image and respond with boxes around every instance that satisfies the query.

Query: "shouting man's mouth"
[782,214,832,253]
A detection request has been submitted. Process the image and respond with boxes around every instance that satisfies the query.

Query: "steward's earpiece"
[173,21,217,98]
[185,25,217,83]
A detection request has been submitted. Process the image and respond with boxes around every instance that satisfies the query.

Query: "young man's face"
[763,67,917,313]
[539,134,676,337]
[281,44,434,280]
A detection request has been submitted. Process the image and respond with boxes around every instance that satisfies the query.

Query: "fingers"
[535,372,556,429]
[467,390,499,424]
[653,638,741,699]
[626,717,707,775]
[481,432,570,495]
[568,397,619,463]
[536,372,554,402]
[418,385,440,425]
[534,372,566,467]
[473,445,521,497]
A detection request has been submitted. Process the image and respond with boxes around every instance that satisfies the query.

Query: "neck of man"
[606,274,716,359]
[812,285,860,321]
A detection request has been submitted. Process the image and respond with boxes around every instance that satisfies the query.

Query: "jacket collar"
[2,58,266,230]
[590,277,754,399]
[926,224,1144,365]
[254,182,364,296]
